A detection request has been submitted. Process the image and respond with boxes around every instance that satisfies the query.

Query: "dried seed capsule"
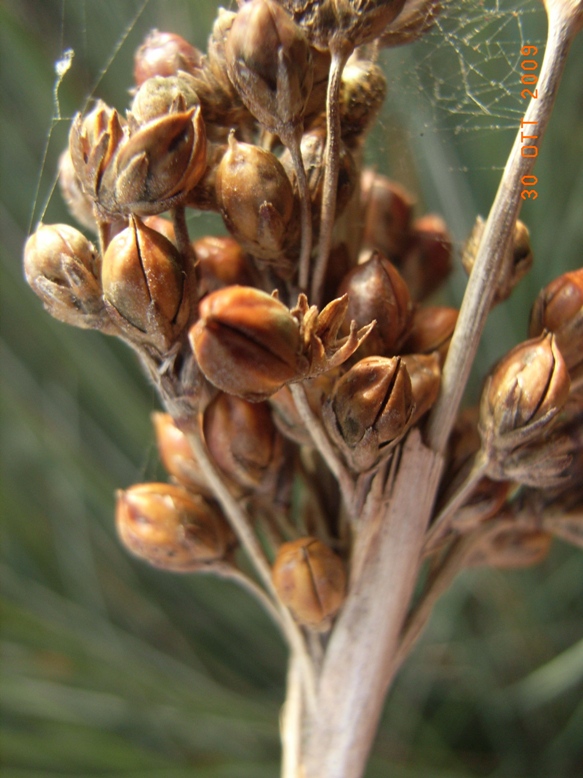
[269,385,313,445]
[279,127,357,230]
[529,268,583,376]
[331,356,413,447]
[360,170,414,260]
[463,217,532,305]
[225,0,314,138]
[192,235,254,297]
[479,332,571,451]
[134,30,203,85]
[340,251,413,357]
[272,537,346,630]
[129,72,201,126]
[402,305,458,365]
[189,285,307,401]
[338,55,387,143]
[116,482,232,571]
[152,412,210,494]
[449,477,510,533]
[401,353,441,426]
[206,9,242,100]
[398,214,452,301]
[379,0,441,47]
[203,393,286,495]
[488,430,575,489]
[58,149,97,233]
[114,107,207,215]
[466,528,552,569]
[69,101,125,215]
[216,133,298,262]
[280,0,406,51]
[101,216,185,349]
[23,223,106,330]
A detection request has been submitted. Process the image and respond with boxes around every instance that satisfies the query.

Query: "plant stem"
[310,44,351,305]
[290,383,354,509]
[287,129,313,293]
[426,3,581,457]
[302,432,443,778]
[179,417,317,711]
[423,453,488,554]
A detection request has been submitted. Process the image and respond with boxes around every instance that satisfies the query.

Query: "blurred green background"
[1,1,582,776]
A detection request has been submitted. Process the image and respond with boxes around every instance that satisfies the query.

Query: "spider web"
[32,0,547,229]
[386,0,546,135]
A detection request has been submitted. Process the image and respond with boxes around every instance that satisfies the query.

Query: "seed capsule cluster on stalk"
[24,0,583,631]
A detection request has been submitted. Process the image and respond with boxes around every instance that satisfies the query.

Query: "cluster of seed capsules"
[24,0,583,631]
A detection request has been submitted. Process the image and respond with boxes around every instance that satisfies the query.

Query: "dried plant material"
[272,536,346,629]
[479,332,571,452]
[133,29,204,85]
[529,267,583,379]
[339,251,413,357]
[23,223,106,330]
[116,482,234,571]
[101,216,188,350]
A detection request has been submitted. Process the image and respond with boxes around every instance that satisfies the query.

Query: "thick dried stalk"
[301,432,443,778]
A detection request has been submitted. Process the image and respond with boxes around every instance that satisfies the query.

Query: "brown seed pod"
[529,268,583,377]
[272,537,346,630]
[23,223,106,330]
[68,101,125,216]
[133,30,204,85]
[152,412,210,494]
[193,235,254,297]
[215,133,298,264]
[58,149,98,233]
[398,214,452,301]
[279,0,407,52]
[331,356,414,448]
[466,527,552,569]
[479,332,571,452]
[359,169,415,262]
[116,482,233,571]
[203,392,286,495]
[402,305,458,365]
[280,126,357,230]
[101,216,186,350]
[129,72,201,126]
[113,107,207,216]
[339,251,414,357]
[400,353,441,426]
[338,54,387,143]
[225,0,314,139]
[463,217,532,306]
[189,285,306,401]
